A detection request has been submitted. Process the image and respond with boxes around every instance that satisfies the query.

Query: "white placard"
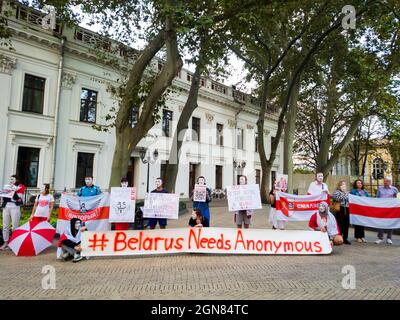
[81,228,333,257]
[226,184,262,212]
[275,174,288,192]
[0,187,14,199]
[109,187,136,223]
[142,193,179,219]
[193,184,207,202]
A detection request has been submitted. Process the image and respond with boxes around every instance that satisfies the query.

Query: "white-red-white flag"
[349,194,400,229]
[275,192,329,221]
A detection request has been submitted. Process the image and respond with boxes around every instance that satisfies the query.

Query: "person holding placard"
[29,184,54,223]
[192,176,211,227]
[268,187,286,230]
[234,176,253,229]
[113,177,131,231]
[148,178,168,229]
[188,208,209,228]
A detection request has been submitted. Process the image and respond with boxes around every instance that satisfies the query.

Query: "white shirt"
[33,194,54,218]
[307,181,329,195]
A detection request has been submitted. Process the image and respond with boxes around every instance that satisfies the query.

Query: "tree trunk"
[283,74,301,193]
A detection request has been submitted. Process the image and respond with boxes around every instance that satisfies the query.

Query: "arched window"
[372,158,384,179]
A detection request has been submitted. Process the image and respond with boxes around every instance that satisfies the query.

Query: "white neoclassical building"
[0,1,283,199]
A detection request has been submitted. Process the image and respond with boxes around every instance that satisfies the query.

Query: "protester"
[268,187,286,230]
[188,208,209,228]
[113,177,131,231]
[307,172,329,196]
[350,179,369,243]
[77,175,101,197]
[332,181,351,245]
[234,175,253,229]
[375,178,399,245]
[148,178,168,229]
[29,184,54,223]
[1,175,25,251]
[192,176,212,227]
[60,218,87,262]
[309,202,343,246]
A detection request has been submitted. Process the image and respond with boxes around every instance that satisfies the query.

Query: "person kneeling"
[309,202,343,246]
[61,218,87,262]
[188,208,209,228]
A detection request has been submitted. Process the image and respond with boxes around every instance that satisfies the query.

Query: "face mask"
[316,174,323,183]
[318,204,326,214]
[10,177,16,185]
[191,212,197,219]
[239,177,246,185]
[121,182,129,188]
[198,178,205,185]
[155,180,162,188]
[85,178,93,186]
[75,221,81,230]
[40,185,46,193]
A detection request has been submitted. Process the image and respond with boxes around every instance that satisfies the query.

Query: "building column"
[0,54,17,187]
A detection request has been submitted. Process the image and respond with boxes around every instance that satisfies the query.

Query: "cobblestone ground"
[0,206,399,300]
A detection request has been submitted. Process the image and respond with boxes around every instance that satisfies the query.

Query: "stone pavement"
[0,206,399,300]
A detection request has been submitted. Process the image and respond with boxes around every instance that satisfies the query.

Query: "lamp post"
[233,159,246,184]
[139,147,159,193]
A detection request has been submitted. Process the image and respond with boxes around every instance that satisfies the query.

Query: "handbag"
[330,201,341,213]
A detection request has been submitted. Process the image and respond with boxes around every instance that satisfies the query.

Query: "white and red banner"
[109,187,136,223]
[227,184,262,212]
[349,194,400,229]
[275,192,329,221]
[142,193,180,219]
[81,227,332,257]
[193,184,207,202]
[56,193,111,234]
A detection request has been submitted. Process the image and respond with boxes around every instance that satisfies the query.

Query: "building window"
[192,117,200,142]
[187,74,192,82]
[22,74,46,114]
[372,158,384,179]
[216,123,224,146]
[131,108,138,128]
[75,152,94,188]
[80,88,98,123]
[162,109,173,137]
[16,147,40,187]
[255,132,259,153]
[200,78,206,87]
[237,128,244,150]
[160,160,169,183]
[255,169,261,186]
[215,165,223,189]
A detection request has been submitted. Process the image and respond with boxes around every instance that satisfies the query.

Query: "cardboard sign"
[275,174,288,192]
[226,184,262,212]
[142,193,179,219]
[193,184,207,202]
[81,227,332,257]
[109,187,136,223]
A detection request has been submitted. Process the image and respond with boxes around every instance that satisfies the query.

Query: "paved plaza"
[0,206,399,300]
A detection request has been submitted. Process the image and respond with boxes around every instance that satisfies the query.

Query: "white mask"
[318,203,326,214]
[239,176,246,185]
[121,182,129,188]
[316,174,324,183]
[75,221,81,230]
[85,178,93,186]
[155,179,162,188]
[10,177,16,185]
[198,178,205,185]
[40,185,46,193]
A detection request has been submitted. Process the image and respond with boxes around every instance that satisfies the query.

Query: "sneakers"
[72,253,83,263]
[356,238,363,243]
[386,239,393,245]
[61,252,72,261]
[375,239,384,244]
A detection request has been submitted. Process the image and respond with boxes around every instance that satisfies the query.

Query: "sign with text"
[193,184,207,202]
[109,187,136,223]
[275,174,288,192]
[142,193,179,219]
[0,186,14,199]
[226,184,262,212]
[81,228,332,257]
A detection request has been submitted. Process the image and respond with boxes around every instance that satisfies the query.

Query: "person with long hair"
[332,180,351,245]
[30,184,54,223]
[60,218,87,262]
[350,179,369,243]
[188,208,209,228]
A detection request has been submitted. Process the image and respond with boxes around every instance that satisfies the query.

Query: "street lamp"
[139,147,159,193]
[233,159,246,184]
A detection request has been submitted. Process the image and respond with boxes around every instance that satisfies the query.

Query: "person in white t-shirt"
[30,184,54,223]
[307,172,329,196]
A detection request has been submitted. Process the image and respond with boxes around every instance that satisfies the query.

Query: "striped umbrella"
[8,220,56,256]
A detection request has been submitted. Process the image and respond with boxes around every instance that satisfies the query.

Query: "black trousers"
[354,224,365,239]
[336,206,350,241]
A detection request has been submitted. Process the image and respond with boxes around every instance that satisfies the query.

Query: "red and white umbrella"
[8,220,56,256]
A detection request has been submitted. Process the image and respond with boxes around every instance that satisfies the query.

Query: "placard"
[109,187,136,223]
[226,184,262,212]
[193,184,207,202]
[142,193,179,219]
